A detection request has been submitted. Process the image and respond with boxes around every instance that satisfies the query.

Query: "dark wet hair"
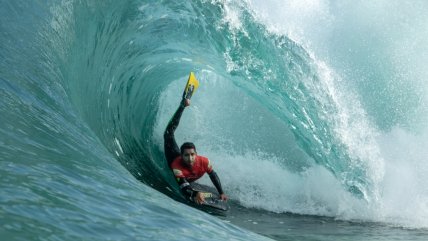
[180,142,196,154]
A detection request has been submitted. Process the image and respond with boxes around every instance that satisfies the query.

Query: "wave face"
[1,0,428,240]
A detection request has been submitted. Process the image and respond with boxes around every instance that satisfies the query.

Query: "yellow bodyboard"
[183,72,199,100]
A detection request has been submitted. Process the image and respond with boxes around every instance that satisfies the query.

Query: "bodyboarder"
[163,97,228,205]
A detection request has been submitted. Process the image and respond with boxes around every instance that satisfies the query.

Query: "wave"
[2,1,428,240]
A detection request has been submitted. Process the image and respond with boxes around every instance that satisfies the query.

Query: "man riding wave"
[164,98,228,204]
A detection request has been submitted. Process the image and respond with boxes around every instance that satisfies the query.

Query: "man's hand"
[220,194,228,201]
[195,192,205,204]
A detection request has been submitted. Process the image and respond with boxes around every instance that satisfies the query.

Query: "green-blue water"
[1,0,428,240]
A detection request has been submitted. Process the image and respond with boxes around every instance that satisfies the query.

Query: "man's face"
[182,148,196,166]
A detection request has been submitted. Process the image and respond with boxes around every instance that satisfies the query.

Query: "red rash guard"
[170,155,212,182]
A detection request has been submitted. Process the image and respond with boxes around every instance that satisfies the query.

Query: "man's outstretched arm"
[209,170,228,201]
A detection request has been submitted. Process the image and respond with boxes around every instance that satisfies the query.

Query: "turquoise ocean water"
[1,0,428,240]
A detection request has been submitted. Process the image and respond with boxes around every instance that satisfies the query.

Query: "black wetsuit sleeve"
[164,100,186,166]
[176,177,197,201]
[208,170,224,195]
